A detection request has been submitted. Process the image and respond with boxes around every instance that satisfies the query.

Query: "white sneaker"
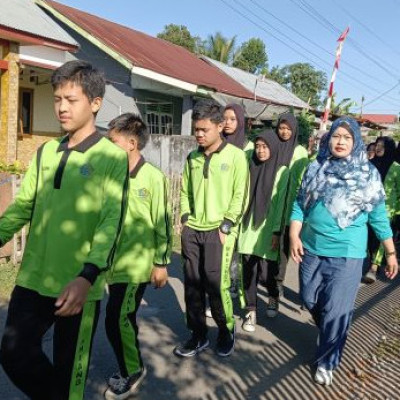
[205,307,212,318]
[266,297,279,318]
[314,367,333,386]
[242,311,256,332]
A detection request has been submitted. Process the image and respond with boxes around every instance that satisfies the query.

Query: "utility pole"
[360,95,365,118]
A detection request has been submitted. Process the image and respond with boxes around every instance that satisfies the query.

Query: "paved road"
[1,254,399,399]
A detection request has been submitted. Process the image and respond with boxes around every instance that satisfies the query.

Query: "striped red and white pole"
[320,27,350,130]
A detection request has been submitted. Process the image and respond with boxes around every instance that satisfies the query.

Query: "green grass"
[0,263,19,301]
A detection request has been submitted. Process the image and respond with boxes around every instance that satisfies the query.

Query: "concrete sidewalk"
[0,254,399,399]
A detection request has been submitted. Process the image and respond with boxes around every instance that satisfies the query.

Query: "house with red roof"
[36,0,262,138]
[361,114,398,126]
[0,0,78,166]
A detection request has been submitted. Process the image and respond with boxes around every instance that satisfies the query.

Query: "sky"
[56,0,400,115]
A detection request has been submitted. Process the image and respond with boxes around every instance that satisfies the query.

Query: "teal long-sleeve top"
[291,200,392,258]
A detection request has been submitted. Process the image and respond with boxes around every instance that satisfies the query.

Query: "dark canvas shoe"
[216,325,236,357]
[173,336,210,357]
[107,371,123,388]
[266,297,279,318]
[104,367,147,399]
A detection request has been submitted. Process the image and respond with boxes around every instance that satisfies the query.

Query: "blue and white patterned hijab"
[297,116,385,229]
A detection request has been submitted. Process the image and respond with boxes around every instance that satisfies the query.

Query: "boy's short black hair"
[108,113,149,150]
[51,60,106,101]
[192,99,224,124]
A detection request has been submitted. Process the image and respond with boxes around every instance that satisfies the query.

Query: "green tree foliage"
[205,32,237,64]
[232,38,268,73]
[326,93,357,115]
[157,24,199,53]
[268,63,327,107]
[297,109,315,146]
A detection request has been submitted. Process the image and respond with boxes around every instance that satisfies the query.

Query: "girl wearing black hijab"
[238,130,290,332]
[223,104,254,156]
[371,136,396,181]
[275,113,309,297]
[222,104,253,300]
[364,136,397,283]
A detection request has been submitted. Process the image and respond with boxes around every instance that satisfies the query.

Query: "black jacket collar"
[129,156,146,178]
[57,131,103,153]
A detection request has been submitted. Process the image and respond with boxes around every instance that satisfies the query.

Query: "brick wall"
[17,132,62,167]
[0,173,13,259]
[0,42,19,164]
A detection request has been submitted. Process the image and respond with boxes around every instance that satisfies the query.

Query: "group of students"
[0,59,397,400]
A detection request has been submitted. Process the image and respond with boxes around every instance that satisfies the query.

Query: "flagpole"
[320,27,350,131]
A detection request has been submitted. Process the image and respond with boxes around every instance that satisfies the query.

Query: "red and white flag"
[321,27,350,128]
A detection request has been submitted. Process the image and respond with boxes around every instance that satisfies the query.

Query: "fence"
[0,173,26,264]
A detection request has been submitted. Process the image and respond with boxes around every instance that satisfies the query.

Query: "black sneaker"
[173,336,209,357]
[104,366,147,400]
[216,325,236,357]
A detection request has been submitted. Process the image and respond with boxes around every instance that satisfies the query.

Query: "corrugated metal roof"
[203,57,310,110]
[0,0,77,47]
[43,1,257,100]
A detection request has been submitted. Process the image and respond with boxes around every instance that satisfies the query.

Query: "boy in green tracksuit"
[0,61,129,400]
[174,100,249,358]
[104,113,171,400]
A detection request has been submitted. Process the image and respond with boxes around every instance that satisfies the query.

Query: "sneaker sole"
[242,323,256,332]
[266,309,279,318]
[173,340,210,358]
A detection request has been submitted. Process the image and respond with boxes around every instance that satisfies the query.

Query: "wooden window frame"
[18,87,34,135]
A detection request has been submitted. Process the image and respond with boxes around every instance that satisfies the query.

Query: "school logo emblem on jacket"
[80,163,94,177]
[137,188,150,198]
[220,163,230,172]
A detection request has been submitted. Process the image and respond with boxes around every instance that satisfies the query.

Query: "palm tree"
[324,93,357,115]
[205,32,237,64]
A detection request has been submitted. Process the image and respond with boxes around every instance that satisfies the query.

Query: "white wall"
[19,72,60,133]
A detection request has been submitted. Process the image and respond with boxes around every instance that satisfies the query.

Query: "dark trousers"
[242,254,279,310]
[300,250,363,370]
[105,283,146,378]
[277,227,290,285]
[0,286,100,400]
[181,226,235,339]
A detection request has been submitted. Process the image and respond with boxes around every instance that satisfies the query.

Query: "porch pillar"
[0,41,19,164]
[180,95,193,136]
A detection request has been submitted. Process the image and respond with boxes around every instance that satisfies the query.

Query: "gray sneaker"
[105,367,147,399]
[242,311,256,332]
[266,297,279,318]
[108,371,123,388]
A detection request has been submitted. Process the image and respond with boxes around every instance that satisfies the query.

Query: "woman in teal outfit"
[290,117,398,386]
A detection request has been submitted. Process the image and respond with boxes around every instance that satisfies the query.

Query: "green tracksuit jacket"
[282,144,309,228]
[373,161,400,265]
[238,166,289,261]
[108,158,172,284]
[0,132,129,301]
[180,141,249,234]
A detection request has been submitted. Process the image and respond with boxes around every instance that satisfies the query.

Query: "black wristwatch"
[219,219,233,235]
